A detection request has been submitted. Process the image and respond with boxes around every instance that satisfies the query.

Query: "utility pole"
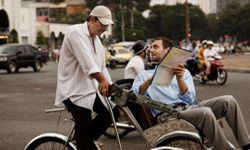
[121,1,125,41]
[131,1,135,29]
[185,0,190,42]
[47,0,50,51]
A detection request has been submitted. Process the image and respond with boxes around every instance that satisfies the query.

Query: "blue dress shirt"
[131,67,197,116]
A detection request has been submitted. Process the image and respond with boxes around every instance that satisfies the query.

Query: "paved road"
[0,62,249,150]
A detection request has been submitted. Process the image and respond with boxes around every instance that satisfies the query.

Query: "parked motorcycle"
[185,57,227,85]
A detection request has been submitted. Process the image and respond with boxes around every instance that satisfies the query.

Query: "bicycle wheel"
[156,136,203,150]
[25,136,75,150]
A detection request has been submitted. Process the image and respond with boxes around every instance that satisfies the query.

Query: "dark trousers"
[64,94,120,150]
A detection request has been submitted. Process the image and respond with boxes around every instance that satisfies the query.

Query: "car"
[106,45,133,69]
[113,41,135,49]
[0,43,49,73]
[212,43,225,53]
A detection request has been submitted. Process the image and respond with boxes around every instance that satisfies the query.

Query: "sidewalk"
[221,53,250,73]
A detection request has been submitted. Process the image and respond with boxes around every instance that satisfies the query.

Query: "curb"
[225,67,250,73]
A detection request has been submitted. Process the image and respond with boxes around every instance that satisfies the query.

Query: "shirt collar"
[83,22,93,38]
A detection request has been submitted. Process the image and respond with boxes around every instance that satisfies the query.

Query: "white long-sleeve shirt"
[203,48,221,61]
[124,55,145,79]
[55,22,113,111]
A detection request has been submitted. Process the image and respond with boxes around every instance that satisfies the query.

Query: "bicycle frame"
[104,83,204,150]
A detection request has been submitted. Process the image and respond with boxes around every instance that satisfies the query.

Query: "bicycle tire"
[156,136,203,150]
[25,136,75,150]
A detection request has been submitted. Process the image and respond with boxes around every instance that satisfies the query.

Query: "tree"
[9,29,19,43]
[217,1,241,38]
[206,14,220,41]
[85,0,150,42]
[36,30,47,46]
[234,3,250,40]
[216,1,250,41]
[146,4,208,41]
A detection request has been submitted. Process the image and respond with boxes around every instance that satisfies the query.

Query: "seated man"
[131,36,250,150]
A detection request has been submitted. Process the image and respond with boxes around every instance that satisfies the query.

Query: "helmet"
[207,41,214,46]
[132,40,147,55]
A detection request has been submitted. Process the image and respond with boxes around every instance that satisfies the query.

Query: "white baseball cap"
[90,5,114,25]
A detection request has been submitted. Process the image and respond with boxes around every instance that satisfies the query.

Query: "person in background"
[55,5,119,150]
[191,41,198,58]
[124,40,148,79]
[196,40,207,74]
[131,36,250,150]
[203,40,222,79]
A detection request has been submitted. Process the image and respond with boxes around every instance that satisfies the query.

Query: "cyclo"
[25,79,235,150]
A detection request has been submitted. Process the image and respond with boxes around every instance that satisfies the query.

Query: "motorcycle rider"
[203,41,222,80]
[196,40,207,73]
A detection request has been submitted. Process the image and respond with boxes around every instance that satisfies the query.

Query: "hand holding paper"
[171,64,185,79]
[151,47,191,87]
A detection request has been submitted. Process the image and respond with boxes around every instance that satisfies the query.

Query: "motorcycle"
[185,56,227,85]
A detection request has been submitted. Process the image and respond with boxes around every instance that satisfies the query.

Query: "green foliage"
[235,4,250,40]
[85,0,149,42]
[206,14,219,40]
[36,30,47,46]
[146,4,208,41]
[9,29,19,43]
[48,0,250,42]
[50,13,87,24]
[217,1,250,40]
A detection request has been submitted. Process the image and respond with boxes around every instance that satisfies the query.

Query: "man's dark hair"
[86,16,99,22]
[152,36,173,49]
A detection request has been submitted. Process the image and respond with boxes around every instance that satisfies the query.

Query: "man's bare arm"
[91,72,109,96]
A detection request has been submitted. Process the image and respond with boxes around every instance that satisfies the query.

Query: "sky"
[145,0,197,18]
[150,0,197,6]
[150,0,165,6]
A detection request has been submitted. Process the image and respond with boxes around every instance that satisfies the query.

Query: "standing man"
[124,40,148,79]
[55,6,119,150]
[131,36,250,150]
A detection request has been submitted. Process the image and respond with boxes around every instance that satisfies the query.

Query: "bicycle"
[25,79,235,150]
[24,107,77,150]
[24,104,181,150]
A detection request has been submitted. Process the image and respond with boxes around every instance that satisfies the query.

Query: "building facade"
[0,0,36,45]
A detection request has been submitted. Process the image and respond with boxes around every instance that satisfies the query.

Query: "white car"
[212,43,225,53]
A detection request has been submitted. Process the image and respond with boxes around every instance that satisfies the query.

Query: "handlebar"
[109,83,178,115]
[45,107,65,113]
